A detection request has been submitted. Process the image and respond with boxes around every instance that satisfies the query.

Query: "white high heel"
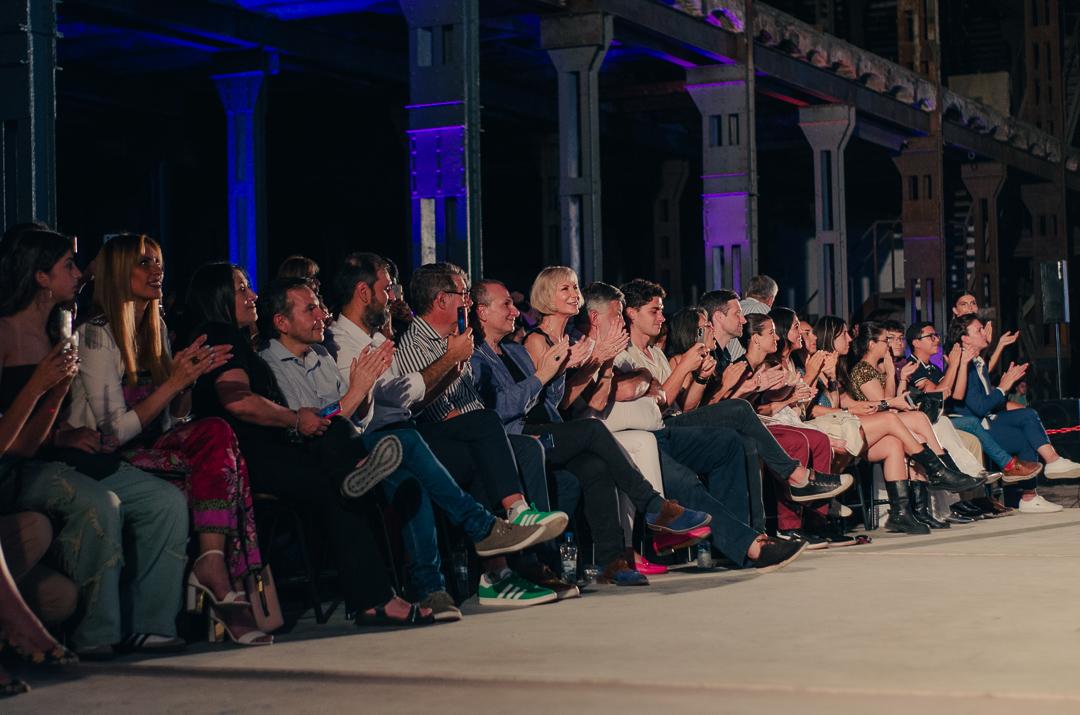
[186,550,250,612]
[207,610,273,646]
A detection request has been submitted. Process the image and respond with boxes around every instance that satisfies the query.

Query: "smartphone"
[457,306,467,334]
[903,393,917,409]
[58,308,78,353]
[318,402,342,418]
[694,326,706,344]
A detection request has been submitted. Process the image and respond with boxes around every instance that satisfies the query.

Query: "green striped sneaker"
[477,571,557,608]
[510,503,568,542]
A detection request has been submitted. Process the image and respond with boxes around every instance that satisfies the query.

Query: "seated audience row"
[2,221,1077,699]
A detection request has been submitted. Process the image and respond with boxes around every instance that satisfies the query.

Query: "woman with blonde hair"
[69,233,272,645]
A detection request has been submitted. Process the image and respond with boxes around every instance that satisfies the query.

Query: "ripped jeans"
[12,461,188,649]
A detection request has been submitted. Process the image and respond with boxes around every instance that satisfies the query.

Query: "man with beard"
[329,254,575,611]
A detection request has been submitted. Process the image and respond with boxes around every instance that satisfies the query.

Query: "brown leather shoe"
[970,496,1014,516]
[1001,458,1042,483]
[517,563,580,600]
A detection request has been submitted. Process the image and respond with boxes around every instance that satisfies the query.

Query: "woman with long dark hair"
[67,234,271,645]
[183,262,442,626]
[0,229,188,657]
[811,316,980,531]
[733,313,850,544]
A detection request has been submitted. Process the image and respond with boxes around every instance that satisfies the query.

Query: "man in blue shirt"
[257,277,554,620]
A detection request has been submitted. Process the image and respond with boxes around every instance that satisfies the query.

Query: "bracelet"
[692,372,710,385]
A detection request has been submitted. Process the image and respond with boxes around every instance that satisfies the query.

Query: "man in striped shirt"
[369,261,575,606]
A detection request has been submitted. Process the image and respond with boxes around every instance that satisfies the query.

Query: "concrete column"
[893,135,946,327]
[686,64,757,293]
[960,162,1005,322]
[0,0,57,232]
[541,13,611,282]
[400,0,482,276]
[214,70,267,288]
[798,104,855,318]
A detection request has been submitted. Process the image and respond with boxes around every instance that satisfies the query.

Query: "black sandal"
[2,641,78,666]
[356,603,434,628]
[0,671,30,698]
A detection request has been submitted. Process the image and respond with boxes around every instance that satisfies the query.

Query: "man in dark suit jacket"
[946,313,1080,513]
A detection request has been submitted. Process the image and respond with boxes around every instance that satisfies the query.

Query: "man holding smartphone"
[331,256,572,611]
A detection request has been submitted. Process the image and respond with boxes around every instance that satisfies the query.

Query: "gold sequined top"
[848,360,885,401]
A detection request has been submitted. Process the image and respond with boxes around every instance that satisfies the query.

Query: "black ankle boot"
[909,446,985,493]
[908,481,950,529]
[885,481,931,534]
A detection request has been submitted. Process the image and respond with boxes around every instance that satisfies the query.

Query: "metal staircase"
[853,218,904,321]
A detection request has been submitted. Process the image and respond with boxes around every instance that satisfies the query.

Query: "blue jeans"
[948,416,1014,469]
[654,425,760,568]
[370,429,496,599]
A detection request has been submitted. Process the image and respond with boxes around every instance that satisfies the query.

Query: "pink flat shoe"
[652,526,711,556]
[633,554,668,575]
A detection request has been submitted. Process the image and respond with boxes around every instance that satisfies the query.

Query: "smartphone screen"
[319,402,342,418]
[457,306,467,334]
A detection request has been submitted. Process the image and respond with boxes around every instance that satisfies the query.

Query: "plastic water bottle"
[451,548,471,598]
[559,533,578,583]
[696,540,713,569]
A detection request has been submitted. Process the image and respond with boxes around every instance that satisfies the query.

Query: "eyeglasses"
[916,332,940,341]
[442,289,470,302]
[884,336,904,344]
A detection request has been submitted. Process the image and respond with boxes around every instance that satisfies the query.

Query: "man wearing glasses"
[391,262,573,607]
[907,321,1040,485]
[881,320,914,390]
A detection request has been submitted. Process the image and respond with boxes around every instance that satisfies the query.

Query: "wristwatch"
[879,399,890,412]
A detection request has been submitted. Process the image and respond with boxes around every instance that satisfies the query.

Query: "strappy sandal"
[1,641,78,666]
[0,671,30,698]
[186,550,250,611]
[208,612,273,646]
[356,602,434,628]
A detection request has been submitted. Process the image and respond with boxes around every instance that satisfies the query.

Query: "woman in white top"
[70,234,271,645]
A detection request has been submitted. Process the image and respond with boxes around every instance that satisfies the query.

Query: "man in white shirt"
[577,282,807,573]
[619,279,852,505]
[328,254,572,608]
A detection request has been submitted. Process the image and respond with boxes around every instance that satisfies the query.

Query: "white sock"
[507,499,529,521]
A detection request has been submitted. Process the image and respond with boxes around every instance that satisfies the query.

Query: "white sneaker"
[1017,495,1064,514]
[1043,457,1080,480]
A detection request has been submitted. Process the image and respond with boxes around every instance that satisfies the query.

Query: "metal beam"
[67,0,407,81]
[567,0,743,64]
[754,47,930,133]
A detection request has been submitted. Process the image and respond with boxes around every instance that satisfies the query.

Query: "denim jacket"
[469,341,564,434]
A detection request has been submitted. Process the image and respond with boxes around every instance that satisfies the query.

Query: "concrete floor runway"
[7,504,1080,714]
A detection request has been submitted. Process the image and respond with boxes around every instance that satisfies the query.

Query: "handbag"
[908,387,943,423]
[244,566,283,633]
[43,447,122,480]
